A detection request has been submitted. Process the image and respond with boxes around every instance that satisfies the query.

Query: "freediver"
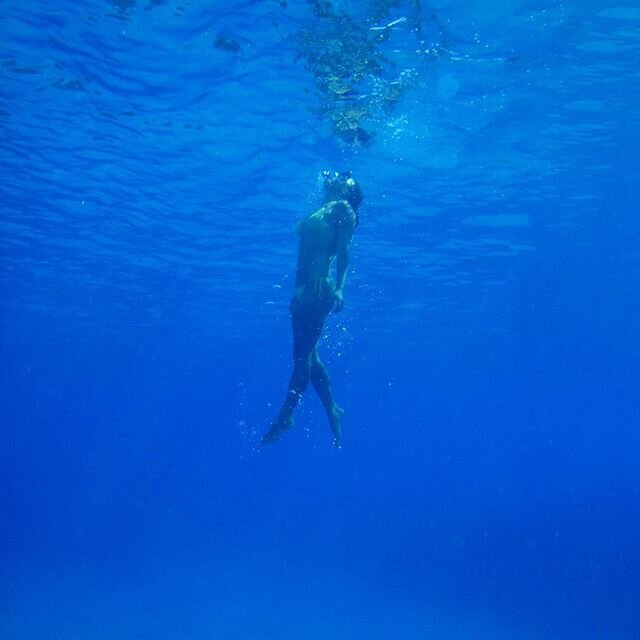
[262,171,363,448]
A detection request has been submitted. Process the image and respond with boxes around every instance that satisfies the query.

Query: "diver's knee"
[311,351,326,370]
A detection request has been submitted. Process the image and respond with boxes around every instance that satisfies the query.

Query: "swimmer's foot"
[329,405,344,448]
[262,415,294,445]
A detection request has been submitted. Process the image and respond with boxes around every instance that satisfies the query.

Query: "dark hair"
[322,170,363,211]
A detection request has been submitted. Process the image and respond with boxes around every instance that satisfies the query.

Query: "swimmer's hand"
[334,288,345,312]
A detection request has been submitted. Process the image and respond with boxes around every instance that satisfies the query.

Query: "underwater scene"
[1,1,639,638]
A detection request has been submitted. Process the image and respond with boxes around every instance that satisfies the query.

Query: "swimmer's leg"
[262,356,310,444]
[310,349,343,448]
[262,305,322,445]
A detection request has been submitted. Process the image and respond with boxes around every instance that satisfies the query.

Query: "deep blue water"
[2,1,640,638]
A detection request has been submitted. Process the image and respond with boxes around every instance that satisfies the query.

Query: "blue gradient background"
[2,1,639,638]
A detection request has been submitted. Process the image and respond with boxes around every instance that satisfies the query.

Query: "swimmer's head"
[321,170,363,212]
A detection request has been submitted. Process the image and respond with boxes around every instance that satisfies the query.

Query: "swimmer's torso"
[295,200,355,286]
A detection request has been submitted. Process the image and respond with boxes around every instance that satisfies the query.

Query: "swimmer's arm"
[333,248,349,312]
[332,202,356,310]
[335,245,349,290]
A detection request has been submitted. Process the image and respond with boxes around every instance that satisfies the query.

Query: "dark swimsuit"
[290,277,335,315]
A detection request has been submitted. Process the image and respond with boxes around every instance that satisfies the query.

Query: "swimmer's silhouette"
[262,171,362,448]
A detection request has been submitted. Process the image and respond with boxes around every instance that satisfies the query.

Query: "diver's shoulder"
[325,199,357,226]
